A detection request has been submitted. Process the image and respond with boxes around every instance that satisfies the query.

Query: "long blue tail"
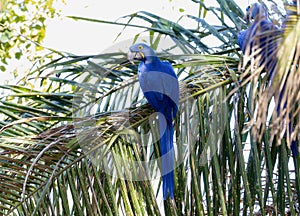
[291,141,298,157]
[158,113,174,199]
[277,91,298,156]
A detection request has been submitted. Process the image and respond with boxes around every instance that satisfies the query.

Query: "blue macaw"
[238,3,279,78]
[238,3,298,156]
[128,43,179,199]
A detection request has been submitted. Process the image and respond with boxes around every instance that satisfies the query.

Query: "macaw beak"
[127,51,145,64]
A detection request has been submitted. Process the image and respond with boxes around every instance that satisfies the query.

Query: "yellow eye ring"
[138,45,143,50]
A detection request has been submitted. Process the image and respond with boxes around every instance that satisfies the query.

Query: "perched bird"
[238,2,279,78]
[128,43,179,199]
[238,3,298,156]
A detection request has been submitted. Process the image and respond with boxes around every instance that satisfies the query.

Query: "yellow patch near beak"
[139,52,145,59]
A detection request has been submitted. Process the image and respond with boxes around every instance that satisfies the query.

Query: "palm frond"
[0,0,299,215]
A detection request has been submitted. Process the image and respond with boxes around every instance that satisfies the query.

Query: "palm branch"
[0,0,299,215]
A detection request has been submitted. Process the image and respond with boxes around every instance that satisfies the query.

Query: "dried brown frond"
[244,2,300,152]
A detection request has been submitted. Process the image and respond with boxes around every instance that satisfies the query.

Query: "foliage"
[0,0,59,71]
[0,0,299,215]
[249,0,300,151]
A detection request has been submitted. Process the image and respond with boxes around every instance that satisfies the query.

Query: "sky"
[44,0,249,55]
[44,0,202,54]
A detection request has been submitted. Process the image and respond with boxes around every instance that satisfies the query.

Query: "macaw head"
[244,3,267,22]
[128,43,157,63]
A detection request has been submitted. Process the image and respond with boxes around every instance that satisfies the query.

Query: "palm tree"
[0,0,299,215]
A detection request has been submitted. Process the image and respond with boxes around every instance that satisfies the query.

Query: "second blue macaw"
[238,3,298,156]
[238,3,279,78]
[128,43,179,199]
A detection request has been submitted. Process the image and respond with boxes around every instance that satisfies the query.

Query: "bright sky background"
[44,0,249,55]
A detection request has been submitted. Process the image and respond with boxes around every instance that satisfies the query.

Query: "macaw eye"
[138,45,143,50]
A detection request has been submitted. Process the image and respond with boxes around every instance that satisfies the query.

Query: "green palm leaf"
[0,0,299,215]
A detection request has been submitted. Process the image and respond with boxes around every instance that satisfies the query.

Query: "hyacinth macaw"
[238,3,279,78]
[238,3,298,156]
[128,43,179,199]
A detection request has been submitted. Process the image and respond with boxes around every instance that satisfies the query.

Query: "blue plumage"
[238,3,279,78]
[128,43,179,199]
[238,3,298,156]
